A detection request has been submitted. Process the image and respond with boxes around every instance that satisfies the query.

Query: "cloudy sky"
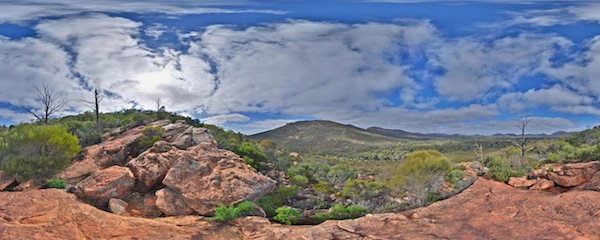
[1,0,600,135]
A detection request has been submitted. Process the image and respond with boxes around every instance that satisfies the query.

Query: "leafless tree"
[20,83,66,124]
[511,116,533,166]
[154,97,165,120]
[474,142,485,174]
[79,89,104,133]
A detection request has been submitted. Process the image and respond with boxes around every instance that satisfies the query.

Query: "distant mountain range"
[249,120,573,155]
[366,127,573,140]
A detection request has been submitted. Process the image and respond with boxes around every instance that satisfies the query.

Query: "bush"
[0,124,80,182]
[390,150,451,206]
[256,195,278,217]
[44,179,67,189]
[210,201,255,221]
[487,156,525,182]
[342,179,389,201]
[326,164,358,185]
[313,204,369,223]
[446,170,466,183]
[138,126,164,150]
[290,175,309,187]
[273,207,302,225]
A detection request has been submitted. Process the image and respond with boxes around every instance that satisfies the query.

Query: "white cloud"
[186,20,437,116]
[0,0,284,23]
[229,118,305,135]
[497,85,596,112]
[201,113,250,125]
[430,33,572,101]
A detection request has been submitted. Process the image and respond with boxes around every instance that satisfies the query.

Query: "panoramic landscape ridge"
[2,0,600,239]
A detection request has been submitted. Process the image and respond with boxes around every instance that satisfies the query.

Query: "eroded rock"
[508,177,536,188]
[162,143,276,215]
[155,188,195,216]
[73,166,135,208]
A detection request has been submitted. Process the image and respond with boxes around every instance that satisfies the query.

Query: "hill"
[367,126,572,140]
[250,120,403,156]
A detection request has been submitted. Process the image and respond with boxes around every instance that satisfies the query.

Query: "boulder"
[58,125,146,183]
[14,179,43,191]
[584,171,600,191]
[508,177,536,188]
[73,166,135,208]
[548,161,600,187]
[155,188,195,216]
[126,141,179,192]
[530,179,555,190]
[0,171,16,191]
[162,143,276,215]
[109,198,129,215]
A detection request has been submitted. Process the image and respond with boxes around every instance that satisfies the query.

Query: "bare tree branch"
[79,89,104,133]
[20,83,67,124]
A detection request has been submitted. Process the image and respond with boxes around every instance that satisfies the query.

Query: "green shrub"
[273,207,302,225]
[290,175,309,187]
[256,196,278,217]
[487,156,525,182]
[326,164,358,184]
[235,142,268,162]
[390,150,451,206]
[44,179,67,189]
[546,153,562,163]
[0,124,80,182]
[446,169,466,183]
[313,181,334,194]
[138,126,164,150]
[210,201,255,221]
[342,179,389,201]
[313,204,369,223]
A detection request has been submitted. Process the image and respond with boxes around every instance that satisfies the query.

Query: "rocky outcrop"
[161,143,276,215]
[58,125,146,183]
[126,141,179,192]
[548,161,600,188]
[155,188,194,216]
[508,177,536,188]
[109,198,129,215]
[2,178,600,239]
[72,166,135,208]
[0,171,16,191]
[530,178,555,190]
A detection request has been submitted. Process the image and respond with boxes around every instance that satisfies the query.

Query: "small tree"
[391,150,451,207]
[0,124,80,182]
[79,89,104,133]
[474,142,485,174]
[20,83,67,124]
[511,116,533,167]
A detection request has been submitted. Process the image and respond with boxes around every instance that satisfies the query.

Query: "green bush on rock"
[210,201,255,221]
[273,206,302,225]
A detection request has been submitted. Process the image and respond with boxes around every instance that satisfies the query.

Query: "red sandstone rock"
[0,171,16,191]
[530,178,555,190]
[162,143,276,215]
[548,161,600,187]
[1,179,600,239]
[109,198,129,215]
[73,166,135,208]
[126,141,179,192]
[508,177,536,188]
[155,188,195,216]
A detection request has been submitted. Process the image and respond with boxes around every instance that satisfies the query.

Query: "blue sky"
[1,0,600,135]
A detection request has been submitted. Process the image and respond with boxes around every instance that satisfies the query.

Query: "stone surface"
[0,171,16,191]
[155,188,195,216]
[73,166,135,208]
[58,125,146,183]
[548,161,600,187]
[162,143,276,215]
[126,141,179,192]
[508,177,536,188]
[109,198,129,215]
[2,179,600,239]
[584,171,600,191]
[530,178,555,190]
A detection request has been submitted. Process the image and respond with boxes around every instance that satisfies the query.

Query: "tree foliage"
[0,124,80,182]
[391,150,451,206]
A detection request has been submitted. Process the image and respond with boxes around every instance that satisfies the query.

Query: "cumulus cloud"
[186,20,437,116]
[0,0,283,23]
[201,113,250,125]
[429,33,572,102]
[497,85,595,112]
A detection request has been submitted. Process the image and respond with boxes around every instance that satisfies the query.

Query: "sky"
[1,0,600,135]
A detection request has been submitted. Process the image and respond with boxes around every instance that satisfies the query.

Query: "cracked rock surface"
[1,178,599,239]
